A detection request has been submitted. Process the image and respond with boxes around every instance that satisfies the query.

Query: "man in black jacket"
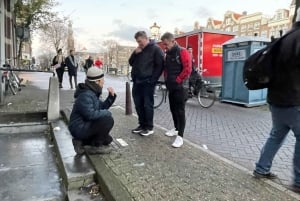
[253,10,300,193]
[65,49,78,89]
[161,32,192,148]
[129,31,164,136]
[69,67,116,155]
[84,56,93,72]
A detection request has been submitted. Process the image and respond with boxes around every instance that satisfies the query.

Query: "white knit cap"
[86,67,104,81]
[296,7,300,22]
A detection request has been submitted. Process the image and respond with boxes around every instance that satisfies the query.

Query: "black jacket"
[267,22,300,106]
[65,55,78,75]
[69,82,116,138]
[52,55,65,67]
[128,40,164,84]
[84,58,93,69]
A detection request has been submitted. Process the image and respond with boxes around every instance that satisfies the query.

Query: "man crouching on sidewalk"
[69,67,117,155]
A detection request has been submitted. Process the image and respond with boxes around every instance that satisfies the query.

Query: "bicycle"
[154,81,167,108]
[190,79,216,108]
[153,70,216,109]
[1,64,22,95]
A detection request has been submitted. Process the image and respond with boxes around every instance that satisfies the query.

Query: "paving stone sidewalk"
[83,106,298,201]
[57,82,300,200]
[115,90,295,186]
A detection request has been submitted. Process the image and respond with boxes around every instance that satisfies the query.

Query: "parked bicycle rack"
[0,68,55,105]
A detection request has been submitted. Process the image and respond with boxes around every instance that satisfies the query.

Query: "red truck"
[158,29,235,83]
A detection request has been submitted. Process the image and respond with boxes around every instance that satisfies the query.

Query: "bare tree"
[39,17,69,53]
[102,40,120,72]
[37,53,51,70]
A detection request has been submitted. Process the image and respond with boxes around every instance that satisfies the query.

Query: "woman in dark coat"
[52,48,65,88]
[69,67,117,155]
[65,49,78,89]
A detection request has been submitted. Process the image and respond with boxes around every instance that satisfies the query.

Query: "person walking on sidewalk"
[129,31,164,136]
[253,9,300,193]
[161,32,192,148]
[65,49,78,89]
[68,67,117,155]
[84,56,94,72]
[94,57,103,68]
[52,48,65,88]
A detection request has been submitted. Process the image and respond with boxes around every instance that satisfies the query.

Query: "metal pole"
[125,81,132,115]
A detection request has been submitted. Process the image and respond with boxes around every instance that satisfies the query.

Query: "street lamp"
[150,22,161,41]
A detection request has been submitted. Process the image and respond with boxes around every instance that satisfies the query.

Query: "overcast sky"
[32,0,291,55]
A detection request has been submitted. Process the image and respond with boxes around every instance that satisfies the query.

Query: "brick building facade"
[0,0,17,65]
[206,0,296,39]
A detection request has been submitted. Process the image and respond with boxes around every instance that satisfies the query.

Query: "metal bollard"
[125,81,132,115]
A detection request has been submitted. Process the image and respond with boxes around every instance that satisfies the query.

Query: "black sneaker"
[132,126,144,134]
[84,146,112,155]
[253,170,277,179]
[72,139,85,155]
[140,129,154,136]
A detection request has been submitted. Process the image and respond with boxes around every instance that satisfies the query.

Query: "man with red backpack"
[161,32,192,148]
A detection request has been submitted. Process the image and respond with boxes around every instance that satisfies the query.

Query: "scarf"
[85,80,102,97]
[55,55,64,64]
[68,55,77,67]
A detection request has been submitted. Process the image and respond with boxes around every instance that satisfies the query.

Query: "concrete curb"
[61,108,133,201]
[118,105,300,200]
[87,155,134,201]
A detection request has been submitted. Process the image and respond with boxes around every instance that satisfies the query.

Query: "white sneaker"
[165,128,178,137]
[172,136,183,148]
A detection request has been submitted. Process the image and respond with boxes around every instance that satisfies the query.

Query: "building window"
[254,22,260,30]
[226,27,231,32]
[233,25,239,32]
[5,16,11,39]
[261,31,268,38]
[5,44,11,59]
[241,25,246,32]
[277,12,283,20]
[226,18,231,25]
[247,23,253,30]
[270,29,276,38]
[4,0,11,12]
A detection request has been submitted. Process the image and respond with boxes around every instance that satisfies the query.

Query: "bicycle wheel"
[8,80,17,95]
[197,85,216,108]
[4,77,9,95]
[154,83,165,109]
[0,77,5,103]
[12,72,21,90]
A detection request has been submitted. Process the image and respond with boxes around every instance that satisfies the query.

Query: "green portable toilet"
[221,36,270,107]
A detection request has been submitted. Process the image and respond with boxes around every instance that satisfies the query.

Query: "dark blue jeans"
[255,105,300,185]
[132,82,155,130]
[74,115,114,146]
